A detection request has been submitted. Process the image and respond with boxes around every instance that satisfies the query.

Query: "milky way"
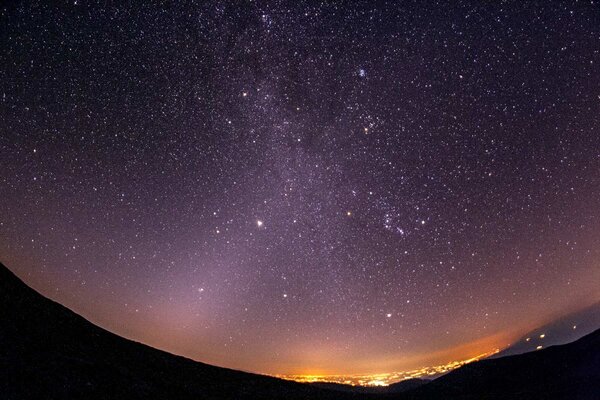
[1,1,599,377]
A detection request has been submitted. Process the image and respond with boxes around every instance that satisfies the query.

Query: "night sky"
[1,1,599,380]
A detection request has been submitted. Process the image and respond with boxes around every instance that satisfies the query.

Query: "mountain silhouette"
[0,262,369,400]
[401,325,600,400]
[1,261,598,399]
[491,301,600,359]
[311,378,430,394]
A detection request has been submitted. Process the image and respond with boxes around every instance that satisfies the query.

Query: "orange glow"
[274,348,499,386]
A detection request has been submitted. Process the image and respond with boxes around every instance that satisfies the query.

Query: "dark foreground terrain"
[1,261,598,399]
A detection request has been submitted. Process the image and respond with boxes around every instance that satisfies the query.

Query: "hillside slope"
[401,326,600,400]
[0,262,367,400]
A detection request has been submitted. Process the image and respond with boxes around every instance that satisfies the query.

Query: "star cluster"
[1,1,599,376]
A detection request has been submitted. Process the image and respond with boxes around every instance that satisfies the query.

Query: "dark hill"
[387,378,431,393]
[0,262,369,400]
[491,302,600,359]
[311,378,429,394]
[401,326,600,400]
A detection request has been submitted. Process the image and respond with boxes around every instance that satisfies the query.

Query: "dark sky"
[1,1,599,378]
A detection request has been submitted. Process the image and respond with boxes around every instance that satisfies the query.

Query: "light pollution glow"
[275,349,500,386]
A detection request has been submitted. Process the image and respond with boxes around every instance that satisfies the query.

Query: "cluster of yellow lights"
[275,349,500,387]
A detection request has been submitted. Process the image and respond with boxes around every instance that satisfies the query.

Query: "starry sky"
[1,1,600,377]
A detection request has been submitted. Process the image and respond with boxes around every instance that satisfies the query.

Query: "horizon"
[1,259,598,387]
